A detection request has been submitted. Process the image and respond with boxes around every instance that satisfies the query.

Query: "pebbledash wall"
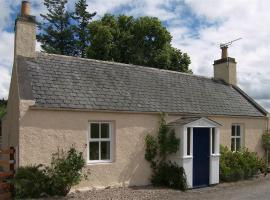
[16,100,267,188]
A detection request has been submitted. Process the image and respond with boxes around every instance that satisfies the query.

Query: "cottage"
[1,1,269,189]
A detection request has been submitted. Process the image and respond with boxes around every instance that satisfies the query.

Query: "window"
[89,122,112,163]
[211,128,215,154]
[187,127,191,156]
[231,124,242,151]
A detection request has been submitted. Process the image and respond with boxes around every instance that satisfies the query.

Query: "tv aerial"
[219,38,242,58]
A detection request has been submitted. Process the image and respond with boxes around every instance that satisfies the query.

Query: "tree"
[72,0,96,57]
[37,0,76,56]
[0,99,7,119]
[87,15,192,73]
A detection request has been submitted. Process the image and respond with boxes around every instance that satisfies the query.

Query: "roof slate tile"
[16,53,267,117]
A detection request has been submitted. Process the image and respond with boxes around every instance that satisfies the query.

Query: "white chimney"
[213,46,237,85]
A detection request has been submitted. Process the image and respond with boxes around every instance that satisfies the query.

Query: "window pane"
[232,125,235,136]
[236,138,241,151]
[101,141,110,160]
[91,123,99,138]
[101,123,110,138]
[236,125,241,136]
[231,138,235,151]
[187,128,191,156]
[212,128,215,154]
[89,142,99,160]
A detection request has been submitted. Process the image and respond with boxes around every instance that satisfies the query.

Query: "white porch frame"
[177,117,221,188]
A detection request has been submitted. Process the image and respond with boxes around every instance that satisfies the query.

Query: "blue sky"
[0,0,270,111]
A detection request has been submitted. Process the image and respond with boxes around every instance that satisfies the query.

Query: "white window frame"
[231,124,243,152]
[88,122,113,164]
[210,127,219,156]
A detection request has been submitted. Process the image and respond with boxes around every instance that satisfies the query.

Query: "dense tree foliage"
[38,0,192,73]
[37,0,75,55]
[0,99,7,119]
[72,0,96,57]
[87,15,192,73]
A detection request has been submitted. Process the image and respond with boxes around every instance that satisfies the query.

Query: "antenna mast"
[220,38,242,59]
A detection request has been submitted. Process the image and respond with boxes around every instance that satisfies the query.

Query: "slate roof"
[17,53,267,117]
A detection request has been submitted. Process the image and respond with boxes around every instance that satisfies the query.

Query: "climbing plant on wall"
[145,114,187,190]
[262,130,270,166]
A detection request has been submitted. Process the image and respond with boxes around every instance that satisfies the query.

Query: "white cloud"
[0,67,10,99]
[171,0,270,110]
[0,31,14,99]
[0,1,10,32]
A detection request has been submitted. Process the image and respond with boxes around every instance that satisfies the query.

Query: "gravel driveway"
[46,175,270,200]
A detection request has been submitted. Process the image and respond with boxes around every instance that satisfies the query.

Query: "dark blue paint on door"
[193,128,210,188]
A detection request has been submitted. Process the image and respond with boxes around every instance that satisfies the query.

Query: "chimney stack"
[213,47,237,85]
[14,1,36,58]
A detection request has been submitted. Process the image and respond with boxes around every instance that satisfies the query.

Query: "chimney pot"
[21,1,31,16]
[221,46,228,59]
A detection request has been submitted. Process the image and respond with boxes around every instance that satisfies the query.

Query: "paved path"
[49,175,270,200]
[177,175,270,200]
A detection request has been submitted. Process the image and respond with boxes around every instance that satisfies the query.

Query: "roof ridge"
[36,52,214,81]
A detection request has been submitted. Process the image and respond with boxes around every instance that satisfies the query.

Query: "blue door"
[193,128,210,188]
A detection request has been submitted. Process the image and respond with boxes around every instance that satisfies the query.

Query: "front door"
[193,128,210,188]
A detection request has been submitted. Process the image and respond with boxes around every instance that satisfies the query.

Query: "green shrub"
[220,146,266,182]
[13,165,49,199]
[262,130,270,165]
[151,161,187,190]
[46,148,86,196]
[145,114,187,191]
[14,147,86,198]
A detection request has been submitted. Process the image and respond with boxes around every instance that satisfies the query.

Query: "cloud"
[0,67,10,99]
[0,31,14,99]
[170,0,270,111]
[0,0,269,111]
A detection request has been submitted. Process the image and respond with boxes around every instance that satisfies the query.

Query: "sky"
[0,0,270,111]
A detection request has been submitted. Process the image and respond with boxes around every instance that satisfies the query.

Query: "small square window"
[101,123,110,138]
[231,138,235,151]
[236,138,241,151]
[231,124,243,152]
[101,141,110,160]
[232,126,235,136]
[91,123,99,138]
[236,126,241,136]
[89,122,112,163]
[89,142,99,160]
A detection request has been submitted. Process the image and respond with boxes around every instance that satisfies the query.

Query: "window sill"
[182,155,193,159]
[87,160,113,165]
[210,154,220,157]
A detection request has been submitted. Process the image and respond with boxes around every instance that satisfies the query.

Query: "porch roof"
[168,117,222,127]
